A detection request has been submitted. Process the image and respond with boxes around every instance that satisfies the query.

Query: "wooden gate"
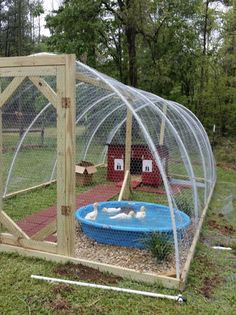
[0,54,76,257]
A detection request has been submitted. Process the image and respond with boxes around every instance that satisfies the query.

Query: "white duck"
[102,207,121,213]
[110,210,135,220]
[135,206,146,219]
[85,203,99,220]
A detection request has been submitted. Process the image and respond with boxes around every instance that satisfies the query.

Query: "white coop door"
[142,160,152,172]
[114,159,124,171]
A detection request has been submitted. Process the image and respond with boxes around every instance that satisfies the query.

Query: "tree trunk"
[126,25,137,87]
[197,0,209,117]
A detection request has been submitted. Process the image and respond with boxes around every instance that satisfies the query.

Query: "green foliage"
[44,0,236,137]
[0,0,44,56]
[175,195,193,217]
[142,233,173,261]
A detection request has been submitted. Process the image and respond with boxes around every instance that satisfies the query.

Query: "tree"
[46,0,102,68]
[0,0,43,56]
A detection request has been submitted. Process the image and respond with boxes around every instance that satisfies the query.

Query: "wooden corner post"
[123,108,132,199]
[0,106,2,230]
[159,103,167,145]
[56,54,76,256]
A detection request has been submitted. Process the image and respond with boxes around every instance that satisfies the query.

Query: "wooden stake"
[118,170,130,201]
[123,109,132,199]
[159,104,167,145]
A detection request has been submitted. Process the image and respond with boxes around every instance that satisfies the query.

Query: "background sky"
[42,0,61,36]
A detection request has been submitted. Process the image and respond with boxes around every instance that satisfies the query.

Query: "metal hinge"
[61,97,71,108]
[61,205,72,216]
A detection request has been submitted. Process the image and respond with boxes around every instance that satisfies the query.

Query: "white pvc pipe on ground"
[31,275,186,303]
[212,246,232,250]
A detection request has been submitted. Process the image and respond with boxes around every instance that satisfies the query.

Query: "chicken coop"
[0,53,216,290]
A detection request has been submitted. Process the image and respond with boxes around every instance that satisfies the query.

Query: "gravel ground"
[75,223,194,275]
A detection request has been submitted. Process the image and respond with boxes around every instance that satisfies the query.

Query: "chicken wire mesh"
[0,55,216,280]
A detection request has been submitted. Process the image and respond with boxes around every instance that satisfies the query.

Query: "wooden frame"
[179,181,215,290]
[31,219,56,241]
[118,170,130,201]
[29,76,57,108]
[0,242,180,288]
[0,54,76,258]
[0,54,215,290]
[159,103,167,145]
[123,109,133,199]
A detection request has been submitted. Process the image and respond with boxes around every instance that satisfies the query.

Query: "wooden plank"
[56,55,76,256]
[4,163,105,200]
[29,76,57,108]
[0,243,180,289]
[0,66,57,77]
[3,163,107,201]
[31,219,56,241]
[0,233,57,253]
[0,211,29,239]
[0,107,2,231]
[123,109,133,199]
[0,55,66,68]
[0,77,25,108]
[4,180,56,200]
[3,128,42,134]
[118,170,129,201]
[94,163,106,168]
[159,103,167,145]
[76,72,112,92]
[179,182,216,290]
[169,173,205,183]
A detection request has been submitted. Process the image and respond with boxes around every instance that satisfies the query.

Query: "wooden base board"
[0,243,180,289]
[0,233,57,253]
[179,181,216,290]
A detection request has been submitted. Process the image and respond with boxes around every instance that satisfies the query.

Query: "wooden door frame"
[0,54,76,257]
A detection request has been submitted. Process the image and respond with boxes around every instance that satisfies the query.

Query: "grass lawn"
[0,165,235,314]
[1,135,236,314]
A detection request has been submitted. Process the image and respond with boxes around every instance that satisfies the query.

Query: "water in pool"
[76,201,190,232]
[75,201,191,248]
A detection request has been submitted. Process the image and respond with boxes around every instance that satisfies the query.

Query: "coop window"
[114,159,124,171]
[142,160,152,172]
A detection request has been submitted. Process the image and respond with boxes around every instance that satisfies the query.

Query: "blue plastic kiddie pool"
[75,201,191,249]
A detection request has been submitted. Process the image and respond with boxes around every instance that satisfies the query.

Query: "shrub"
[143,233,173,262]
[175,196,193,217]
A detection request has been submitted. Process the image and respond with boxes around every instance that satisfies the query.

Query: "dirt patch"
[217,162,236,171]
[199,274,223,299]
[54,262,122,284]
[49,298,71,313]
[208,219,236,236]
[52,284,75,295]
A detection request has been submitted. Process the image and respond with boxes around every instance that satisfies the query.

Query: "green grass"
[0,165,236,314]
[3,167,109,222]
[1,135,236,314]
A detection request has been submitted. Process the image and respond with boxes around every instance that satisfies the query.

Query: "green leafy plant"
[143,233,173,262]
[175,196,193,216]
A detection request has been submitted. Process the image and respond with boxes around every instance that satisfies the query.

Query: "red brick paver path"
[16,184,120,242]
